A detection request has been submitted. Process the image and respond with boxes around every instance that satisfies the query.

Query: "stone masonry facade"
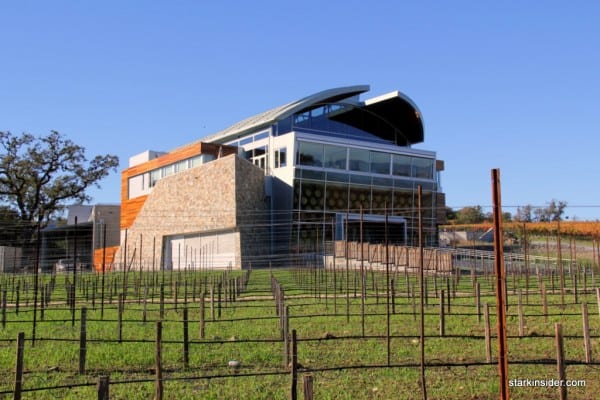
[114,155,266,270]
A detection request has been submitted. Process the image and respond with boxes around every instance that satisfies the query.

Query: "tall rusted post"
[492,169,509,400]
[417,186,427,400]
[385,204,391,366]
[360,206,365,337]
[345,209,350,323]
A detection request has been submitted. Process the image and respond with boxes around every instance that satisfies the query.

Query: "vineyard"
[0,249,599,399]
[443,220,600,238]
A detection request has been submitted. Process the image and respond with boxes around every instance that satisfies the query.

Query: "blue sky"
[1,1,599,220]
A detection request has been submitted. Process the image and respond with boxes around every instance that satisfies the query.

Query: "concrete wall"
[114,155,265,270]
[0,246,22,273]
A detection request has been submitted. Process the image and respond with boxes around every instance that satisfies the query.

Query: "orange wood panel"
[121,195,148,229]
[93,246,119,272]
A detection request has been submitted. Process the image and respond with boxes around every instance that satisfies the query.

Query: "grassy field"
[0,267,598,399]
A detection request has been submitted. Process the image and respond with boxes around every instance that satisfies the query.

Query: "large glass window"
[297,142,324,167]
[299,182,324,211]
[348,148,369,172]
[325,183,348,211]
[323,144,347,169]
[413,157,434,179]
[392,154,412,177]
[370,151,390,174]
[349,187,370,211]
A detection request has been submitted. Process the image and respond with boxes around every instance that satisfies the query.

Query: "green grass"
[0,268,598,399]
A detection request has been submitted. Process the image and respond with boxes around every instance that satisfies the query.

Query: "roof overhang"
[330,91,424,146]
[200,86,424,146]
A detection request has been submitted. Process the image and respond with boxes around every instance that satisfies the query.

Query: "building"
[40,204,121,272]
[115,85,445,270]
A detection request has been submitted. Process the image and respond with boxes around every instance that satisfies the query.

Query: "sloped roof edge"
[201,85,370,143]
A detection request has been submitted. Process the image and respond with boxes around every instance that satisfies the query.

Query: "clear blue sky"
[1,1,599,220]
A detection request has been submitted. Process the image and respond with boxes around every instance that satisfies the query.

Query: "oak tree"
[0,130,119,240]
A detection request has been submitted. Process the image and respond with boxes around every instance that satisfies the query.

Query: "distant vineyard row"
[442,221,600,237]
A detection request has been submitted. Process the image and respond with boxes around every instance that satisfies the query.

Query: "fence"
[0,261,599,399]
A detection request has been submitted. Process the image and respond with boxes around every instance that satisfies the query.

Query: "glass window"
[296,141,323,167]
[370,151,390,174]
[200,154,215,164]
[128,174,145,199]
[394,178,413,190]
[277,117,292,135]
[294,111,310,125]
[413,157,434,179]
[300,169,325,181]
[175,160,187,173]
[350,174,371,186]
[392,154,412,177]
[300,182,324,211]
[162,164,174,177]
[275,148,287,168]
[372,176,393,188]
[150,169,161,187]
[254,131,269,141]
[239,137,253,146]
[323,144,347,169]
[348,148,369,172]
[325,183,348,211]
[326,171,349,183]
[349,187,370,211]
[253,146,266,156]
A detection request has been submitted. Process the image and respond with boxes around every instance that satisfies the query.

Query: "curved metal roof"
[201,85,424,146]
[201,85,369,144]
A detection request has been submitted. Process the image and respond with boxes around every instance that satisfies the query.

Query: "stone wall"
[114,155,265,270]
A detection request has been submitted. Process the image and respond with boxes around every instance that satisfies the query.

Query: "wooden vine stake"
[183,306,189,368]
[303,375,314,400]
[491,169,509,400]
[291,329,298,400]
[555,323,567,400]
[13,332,25,400]
[97,375,110,400]
[484,303,492,363]
[155,321,163,400]
[596,288,600,319]
[582,303,592,363]
[79,307,87,374]
[199,292,205,339]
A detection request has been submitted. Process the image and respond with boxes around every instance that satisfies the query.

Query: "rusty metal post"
[417,185,427,400]
[491,169,509,400]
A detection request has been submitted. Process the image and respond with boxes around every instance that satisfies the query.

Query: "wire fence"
[0,254,598,399]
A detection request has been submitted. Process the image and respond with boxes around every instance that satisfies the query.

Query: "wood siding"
[93,246,119,272]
